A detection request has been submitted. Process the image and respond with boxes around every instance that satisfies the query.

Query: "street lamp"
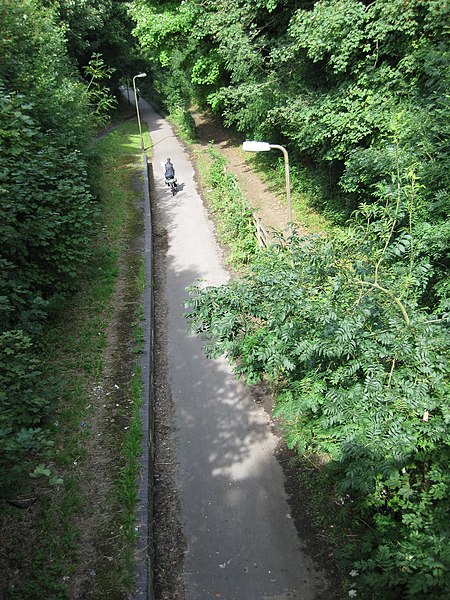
[243,140,292,226]
[133,72,147,152]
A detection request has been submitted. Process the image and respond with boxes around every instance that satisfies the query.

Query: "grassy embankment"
[2,119,150,599]
[169,106,336,268]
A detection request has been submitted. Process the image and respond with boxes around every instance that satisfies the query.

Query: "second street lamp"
[243,140,292,227]
[133,72,147,152]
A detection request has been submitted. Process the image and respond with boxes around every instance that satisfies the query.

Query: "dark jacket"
[164,162,175,178]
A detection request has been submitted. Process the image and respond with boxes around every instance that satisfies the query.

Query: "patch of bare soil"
[66,171,147,600]
[191,109,291,235]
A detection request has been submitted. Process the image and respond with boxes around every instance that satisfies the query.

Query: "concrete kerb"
[132,153,154,600]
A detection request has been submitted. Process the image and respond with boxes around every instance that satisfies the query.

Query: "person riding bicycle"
[164,158,176,184]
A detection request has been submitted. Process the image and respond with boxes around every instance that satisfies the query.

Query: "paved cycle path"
[138,95,329,600]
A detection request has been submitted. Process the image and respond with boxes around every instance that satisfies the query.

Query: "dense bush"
[0,0,116,492]
[52,0,137,78]
[0,90,98,333]
[0,331,55,491]
[187,192,450,597]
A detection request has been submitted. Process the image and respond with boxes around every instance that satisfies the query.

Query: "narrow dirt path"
[191,109,291,234]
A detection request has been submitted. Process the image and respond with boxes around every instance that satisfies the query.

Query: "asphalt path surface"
[138,95,329,600]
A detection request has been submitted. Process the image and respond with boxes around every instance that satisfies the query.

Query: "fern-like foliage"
[187,208,450,598]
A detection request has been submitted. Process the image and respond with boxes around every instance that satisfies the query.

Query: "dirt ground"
[150,110,342,599]
[192,110,290,234]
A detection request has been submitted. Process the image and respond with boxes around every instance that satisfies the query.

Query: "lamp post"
[133,72,147,152]
[242,140,292,227]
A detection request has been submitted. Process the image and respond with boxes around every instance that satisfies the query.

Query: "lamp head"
[243,141,271,152]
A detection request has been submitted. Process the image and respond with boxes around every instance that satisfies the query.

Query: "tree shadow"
[151,190,331,599]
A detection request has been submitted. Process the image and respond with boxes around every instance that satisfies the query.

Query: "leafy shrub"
[0,88,99,333]
[353,449,450,598]
[0,331,54,492]
[187,197,450,597]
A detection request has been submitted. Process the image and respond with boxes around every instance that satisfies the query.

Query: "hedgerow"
[0,0,116,493]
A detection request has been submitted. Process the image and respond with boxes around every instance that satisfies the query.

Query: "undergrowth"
[196,147,260,268]
[0,121,148,598]
[169,106,197,143]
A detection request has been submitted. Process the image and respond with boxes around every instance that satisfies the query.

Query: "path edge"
[133,153,155,599]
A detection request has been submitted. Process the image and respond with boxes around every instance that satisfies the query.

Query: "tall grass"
[196,147,260,268]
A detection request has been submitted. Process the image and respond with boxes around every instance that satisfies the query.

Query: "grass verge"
[1,120,149,599]
[207,147,260,268]
[168,107,197,143]
[192,147,260,269]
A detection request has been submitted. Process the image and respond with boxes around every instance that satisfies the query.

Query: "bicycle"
[165,176,177,196]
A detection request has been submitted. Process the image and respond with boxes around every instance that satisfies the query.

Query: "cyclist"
[164,158,175,182]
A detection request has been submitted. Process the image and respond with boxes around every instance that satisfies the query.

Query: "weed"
[195,147,260,268]
[168,107,197,142]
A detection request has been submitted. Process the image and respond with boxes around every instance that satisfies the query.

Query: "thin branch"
[360,280,410,326]
[374,132,402,284]
[387,356,396,388]
[424,317,448,324]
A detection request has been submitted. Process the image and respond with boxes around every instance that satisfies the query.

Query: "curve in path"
[139,95,329,600]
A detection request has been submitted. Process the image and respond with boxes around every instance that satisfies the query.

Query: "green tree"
[0,0,113,491]
[131,0,449,311]
[187,190,450,597]
[49,0,139,81]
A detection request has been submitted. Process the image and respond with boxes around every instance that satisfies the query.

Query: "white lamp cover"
[242,141,271,152]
